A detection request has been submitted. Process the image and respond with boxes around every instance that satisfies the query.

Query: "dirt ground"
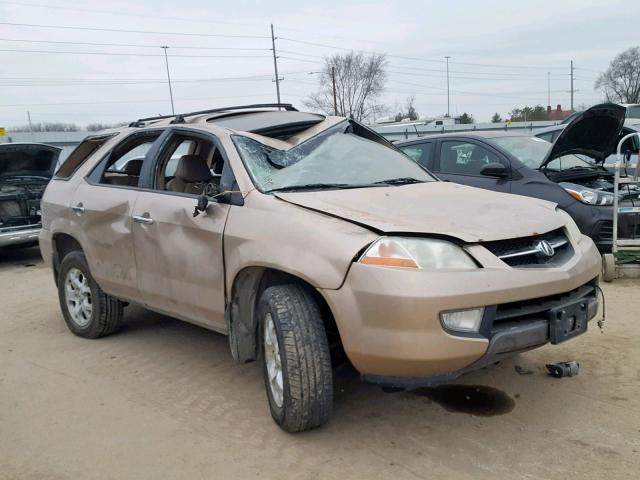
[1,246,639,480]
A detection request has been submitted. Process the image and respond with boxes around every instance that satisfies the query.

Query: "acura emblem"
[533,239,555,258]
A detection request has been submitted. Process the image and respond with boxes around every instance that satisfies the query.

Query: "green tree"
[393,96,419,122]
[491,112,503,123]
[458,112,474,124]
[509,105,547,122]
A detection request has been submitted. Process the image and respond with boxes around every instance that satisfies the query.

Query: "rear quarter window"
[55,133,117,179]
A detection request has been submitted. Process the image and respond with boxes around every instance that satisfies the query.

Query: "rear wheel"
[258,284,333,432]
[57,251,124,338]
[602,253,616,282]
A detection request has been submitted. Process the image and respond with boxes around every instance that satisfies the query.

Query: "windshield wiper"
[372,177,425,185]
[267,183,368,193]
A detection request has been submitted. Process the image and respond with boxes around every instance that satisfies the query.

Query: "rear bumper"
[321,236,601,381]
[0,226,41,247]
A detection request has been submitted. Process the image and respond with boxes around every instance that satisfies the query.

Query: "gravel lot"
[1,246,639,480]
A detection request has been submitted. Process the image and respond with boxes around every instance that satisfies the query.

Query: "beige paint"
[39,110,603,381]
[323,236,601,377]
[276,181,565,242]
[132,191,230,331]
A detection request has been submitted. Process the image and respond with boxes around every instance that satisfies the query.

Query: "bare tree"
[9,122,79,132]
[595,46,640,103]
[394,96,420,122]
[305,51,387,122]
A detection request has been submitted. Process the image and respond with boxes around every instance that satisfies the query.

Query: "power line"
[0,1,269,31]
[0,37,271,51]
[0,48,270,58]
[0,22,270,39]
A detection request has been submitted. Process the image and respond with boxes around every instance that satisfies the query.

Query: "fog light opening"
[440,308,485,333]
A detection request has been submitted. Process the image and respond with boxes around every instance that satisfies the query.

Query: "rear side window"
[401,143,433,168]
[55,134,117,179]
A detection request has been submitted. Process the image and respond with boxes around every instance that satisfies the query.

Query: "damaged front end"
[0,143,60,247]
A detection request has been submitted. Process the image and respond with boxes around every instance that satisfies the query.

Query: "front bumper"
[567,201,640,253]
[321,235,601,383]
[0,225,41,247]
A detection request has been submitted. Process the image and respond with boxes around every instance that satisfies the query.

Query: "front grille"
[481,228,573,267]
[493,280,597,329]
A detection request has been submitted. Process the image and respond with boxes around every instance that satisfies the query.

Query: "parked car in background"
[39,104,601,432]
[0,143,61,248]
[398,104,638,252]
[535,118,640,177]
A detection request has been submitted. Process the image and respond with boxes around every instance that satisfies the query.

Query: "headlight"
[560,182,613,206]
[555,207,582,244]
[359,237,478,270]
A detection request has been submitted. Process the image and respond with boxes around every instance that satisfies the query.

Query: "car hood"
[542,103,626,166]
[0,143,61,179]
[275,182,564,242]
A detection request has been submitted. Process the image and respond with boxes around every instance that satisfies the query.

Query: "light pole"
[309,69,338,116]
[444,56,451,118]
[161,46,175,115]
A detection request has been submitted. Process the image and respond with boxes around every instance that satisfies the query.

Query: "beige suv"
[40,104,602,432]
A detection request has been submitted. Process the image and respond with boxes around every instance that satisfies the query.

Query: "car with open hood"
[0,142,60,248]
[39,104,601,432]
[398,104,637,252]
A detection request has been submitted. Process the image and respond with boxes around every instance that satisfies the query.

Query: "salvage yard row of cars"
[3,103,630,431]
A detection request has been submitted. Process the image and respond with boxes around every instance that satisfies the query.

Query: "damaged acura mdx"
[39,104,601,432]
[0,143,60,248]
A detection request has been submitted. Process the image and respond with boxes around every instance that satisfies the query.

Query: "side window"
[154,133,223,197]
[100,133,162,187]
[439,141,501,176]
[55,134,117,179]
[537,132,554,143]
[401,143,432,168]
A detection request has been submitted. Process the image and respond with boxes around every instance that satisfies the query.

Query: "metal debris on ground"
[545,361,580,378]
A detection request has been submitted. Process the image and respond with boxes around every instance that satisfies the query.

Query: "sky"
[1,0,639,127]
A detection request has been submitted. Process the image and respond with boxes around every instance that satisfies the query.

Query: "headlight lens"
[359,237,478,270]
[440,308,485,333]
[560,182,613,206]
[555,207,582,244]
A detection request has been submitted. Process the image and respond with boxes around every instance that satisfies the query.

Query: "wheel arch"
[226,266,340,365]
[52,233,84,283]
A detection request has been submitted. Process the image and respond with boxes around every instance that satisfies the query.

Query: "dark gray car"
[398,104,639,252]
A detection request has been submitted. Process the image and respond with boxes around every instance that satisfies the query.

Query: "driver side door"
[132,128,231,331]
[434,139,512,193]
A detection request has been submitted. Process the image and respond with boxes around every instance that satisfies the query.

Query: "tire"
[57,251,124,338]
[602,253,616,282]
[258,284,333,432]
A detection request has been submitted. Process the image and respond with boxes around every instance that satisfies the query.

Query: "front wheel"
[259,285,333,432]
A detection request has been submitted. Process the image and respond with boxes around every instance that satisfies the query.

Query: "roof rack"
[128,103,298,127]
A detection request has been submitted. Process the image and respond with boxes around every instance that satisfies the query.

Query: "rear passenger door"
[73,130,163,300]
[433,139,512,193]
[132,128,231,331]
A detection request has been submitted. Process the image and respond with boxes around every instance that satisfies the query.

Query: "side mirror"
[480,162,509,178]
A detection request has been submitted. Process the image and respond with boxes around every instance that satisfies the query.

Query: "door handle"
[71,202,84,214]
[133,213,154,225]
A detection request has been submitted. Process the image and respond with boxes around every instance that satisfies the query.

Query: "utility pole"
[445,56,451,117]
[270,24,281,104]
[547,72,551,108]
[27,111,34,142]
[331,66,337,115]
[161,46,175,115]
[570,60,574,112]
